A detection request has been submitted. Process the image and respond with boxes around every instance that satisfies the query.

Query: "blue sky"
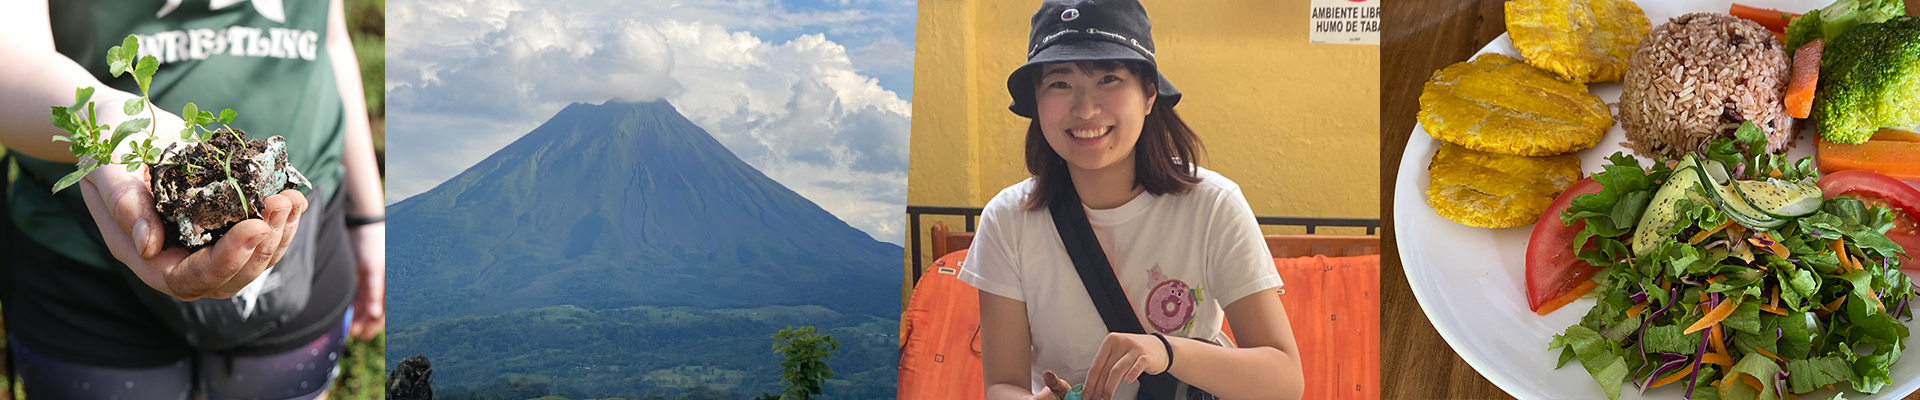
[384,0,916,244]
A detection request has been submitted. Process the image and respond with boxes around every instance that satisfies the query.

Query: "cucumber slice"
[1631,159,1702,256]
[1733,178,1823,218]
[1692,158,1788,230]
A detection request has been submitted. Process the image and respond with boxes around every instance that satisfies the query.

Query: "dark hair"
[1022,60,1203,211]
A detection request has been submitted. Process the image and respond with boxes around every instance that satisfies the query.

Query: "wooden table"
[1380,1,1513,398]
[1381,1,1920,399]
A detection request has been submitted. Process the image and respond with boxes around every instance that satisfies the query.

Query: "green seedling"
[47,34,251,214]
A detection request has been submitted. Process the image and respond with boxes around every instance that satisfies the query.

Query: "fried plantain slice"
[1418,53,1612,157]
[1426,142,1583,229]
[1506,0,1650,83]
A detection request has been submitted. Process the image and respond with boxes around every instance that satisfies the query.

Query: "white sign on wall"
[1309,0,1380,45]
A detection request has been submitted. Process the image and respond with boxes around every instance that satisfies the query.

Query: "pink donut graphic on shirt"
[1147,279,1194,333]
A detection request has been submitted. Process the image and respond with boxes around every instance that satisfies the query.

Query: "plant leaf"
[180,127,198,142]
[121,35,139,63]
[49,106,74,133]
[107,48,128,77]
[51,135,71,143]
[219,108,236,124]
[123,98,144,116]
[109,118,151,153]
[182,103,200,127]
[51,163,101,193]
[134,56,158,95]
[71,87,94,110]
[124,162,141,172]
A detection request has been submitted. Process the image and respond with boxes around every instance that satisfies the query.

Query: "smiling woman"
[900,0,1380,399]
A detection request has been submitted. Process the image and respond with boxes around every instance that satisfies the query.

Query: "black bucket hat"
[1006,0,1180,119]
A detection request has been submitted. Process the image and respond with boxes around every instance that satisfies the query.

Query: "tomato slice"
[1817,170,1920,266]
[1527,177,1607,313]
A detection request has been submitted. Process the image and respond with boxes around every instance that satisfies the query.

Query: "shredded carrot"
[1743,375,1766,392]
[1832,239,1853,271]
[1650,366,1696,388]
[1771,288,1780,308]
[1709,325,1730,355]
[1702,352,1737,366]
[1818,297,1847,316]
[1626,302,1649,318]
[1755,347,1784,362]
[1709,275,1728,284]
[1761,232,1790,257]
[1759,303,1790,315]
[1693,220,1733,244]
[1534,279,1598,316]
[1688,300,1740,334]
[1662,280,1672,291]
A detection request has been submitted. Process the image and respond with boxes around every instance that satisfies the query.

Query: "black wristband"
[345,214,385,227]
[1151,332,1173,374]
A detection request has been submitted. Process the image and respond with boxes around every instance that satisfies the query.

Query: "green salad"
[1548,122,1916,400]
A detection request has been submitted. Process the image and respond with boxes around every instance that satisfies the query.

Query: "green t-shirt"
[11,0,347,268]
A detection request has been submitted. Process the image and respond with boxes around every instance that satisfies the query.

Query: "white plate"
[1393,0,1920,398]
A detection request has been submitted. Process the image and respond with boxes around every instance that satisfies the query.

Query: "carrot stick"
[1535,279,1597,316]
[1710,324,1730,355]
[1761,232,1790,257]
[1786,38,1823,118]
[1702,352,1737,367]
[1755,347,1785,362]
[1693,220,1733,244]
[1730,4,1797,31]
[1819,297,1846,316]
[1759,303,1790,315]
[1688,300,1740,334]
[1832,239,1853,271]
[1626,302,1649,319]
[1743,375,1767,392]
[1650,366,1696,389]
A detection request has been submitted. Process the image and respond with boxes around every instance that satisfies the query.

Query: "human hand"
[1031,370,1074,400]
[1081,332,1170,400]
[79,160,308,301]
[348,221,385,339]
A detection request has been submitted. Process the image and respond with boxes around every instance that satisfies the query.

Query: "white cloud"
[386,0,912,244]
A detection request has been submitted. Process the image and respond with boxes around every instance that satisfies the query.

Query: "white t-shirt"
[959,168,1283,400]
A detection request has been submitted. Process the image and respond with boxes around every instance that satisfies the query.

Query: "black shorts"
[8,308,349,400]
[1,185,357,399]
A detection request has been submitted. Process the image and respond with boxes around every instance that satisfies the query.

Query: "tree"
[770,326,838,400]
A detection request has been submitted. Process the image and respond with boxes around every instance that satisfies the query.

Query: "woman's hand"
[80,161,308,301]
[1031,370,1074,400]
[348,221,385,339]
[1082,332,1170,400]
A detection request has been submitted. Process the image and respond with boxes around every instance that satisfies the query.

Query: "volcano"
[386,100,902,322]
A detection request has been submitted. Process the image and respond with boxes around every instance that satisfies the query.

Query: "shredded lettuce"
[1546,136,1915,399]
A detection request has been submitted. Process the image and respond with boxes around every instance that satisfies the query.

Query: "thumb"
[1043,370,1073,394]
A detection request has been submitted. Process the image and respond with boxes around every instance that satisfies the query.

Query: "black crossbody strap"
[1046,188,1178,400]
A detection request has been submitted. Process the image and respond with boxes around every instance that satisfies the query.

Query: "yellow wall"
[904,0,1380,301]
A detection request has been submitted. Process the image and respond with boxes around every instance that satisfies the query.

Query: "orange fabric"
[898,250,985,400]
[1269,254,1381,400]
[897,251,1381,400]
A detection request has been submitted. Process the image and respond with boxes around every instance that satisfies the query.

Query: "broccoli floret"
[1814,16,1920,144]
[1785,0,1905,54]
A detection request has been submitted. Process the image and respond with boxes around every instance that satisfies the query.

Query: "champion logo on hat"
[1061,8,1080,21]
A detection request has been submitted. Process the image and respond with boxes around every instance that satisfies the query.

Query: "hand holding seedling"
[79,167,307,301]
[49,35,310,301]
